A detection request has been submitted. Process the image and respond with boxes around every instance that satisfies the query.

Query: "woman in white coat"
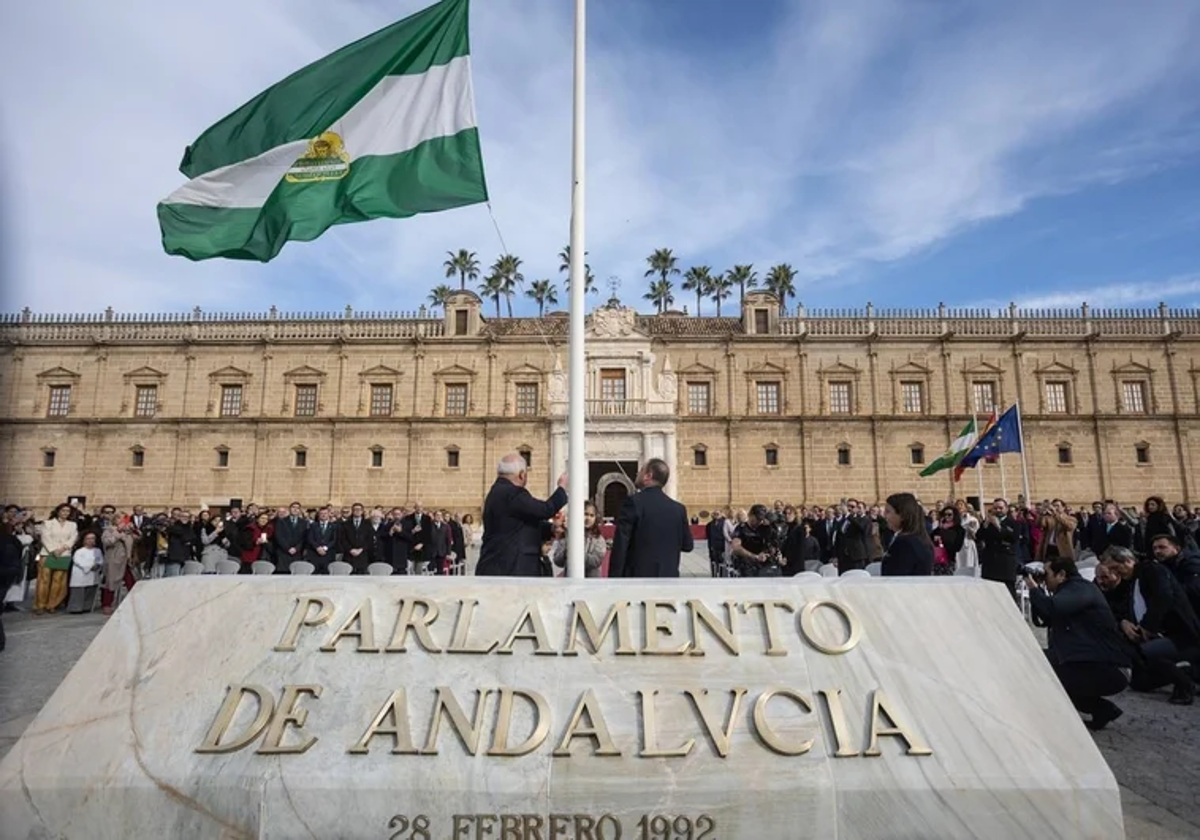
[35,503,78,614]
[68,531,102,614]
[955,499,981,573]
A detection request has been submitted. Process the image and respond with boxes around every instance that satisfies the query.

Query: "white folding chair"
[954,565,979,577]
[840,569,871,580]
[328,561,353,576]
[865,562,883,577]
[795,571,822,581]
[818,563,838,578]
[289,561,315,576]
[367,562,393,576]
[251,561,276,576]
[804,560,821,573]
[214,559,240,575]
[182,560,205,575]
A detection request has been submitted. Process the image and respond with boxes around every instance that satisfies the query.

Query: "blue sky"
[1,0,1199,317]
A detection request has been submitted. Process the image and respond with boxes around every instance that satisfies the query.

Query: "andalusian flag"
[157,0,487,262]
[920,418,978,479]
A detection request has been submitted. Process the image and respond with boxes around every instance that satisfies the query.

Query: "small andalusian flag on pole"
[157,0,487,262]
[920,418,978,478]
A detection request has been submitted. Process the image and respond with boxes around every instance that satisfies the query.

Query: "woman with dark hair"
[35,503,77,614]
[882,493,934,576]
[1142,495,1179,553]
[931,506,964,576]
[782,518,821,576]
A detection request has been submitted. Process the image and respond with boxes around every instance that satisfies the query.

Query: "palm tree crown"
[763,263,798,306]
[478,272,505,318]
[644,248,680,286]
[491,254,524,317]
[443,249,480,291]
[644,278,675,314]
[681,266,714,317]
[525,279,559,317]
[727,264,757,304]
[710,272,734,317]
[427,284,454,311]
[560,244,596,294]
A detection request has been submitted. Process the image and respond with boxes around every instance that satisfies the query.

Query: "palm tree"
[560,245,596,294]
[490,254,524,317]
[763,263,798,307]
[727,264,757,304]
[427,284,454,312]
[525,279,559,317]
[682,266,714,317]
[644,248,680,290]
[478,272,505,318]
[710,272,734,316]
[643,278,675,314]
[443,249,480,291]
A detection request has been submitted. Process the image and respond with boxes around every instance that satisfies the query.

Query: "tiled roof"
[482,318,569,337]
[639,316,744,336]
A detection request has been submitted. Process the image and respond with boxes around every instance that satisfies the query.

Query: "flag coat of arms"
[157,0,487,262]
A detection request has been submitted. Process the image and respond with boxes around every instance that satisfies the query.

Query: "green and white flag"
[919,418,977,478]
[158,0,487,262]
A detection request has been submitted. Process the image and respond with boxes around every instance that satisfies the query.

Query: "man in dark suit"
[338,503,375,574]
[402,502,430,575]
[609,459,694,578]
[476,453,568,577]
[428,510,455,575]
[448,513,466,575]
[1093,503,1134,557]
[705,510,726,577]
[305,508,338,573]
[273,502,309,573]
[380,507,410,574]
[815,508,837,562]
[836,500,872,573]
[978,498,1020,598]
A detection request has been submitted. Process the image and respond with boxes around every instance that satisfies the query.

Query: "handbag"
[43,552,72,572]
[933,546,950,567]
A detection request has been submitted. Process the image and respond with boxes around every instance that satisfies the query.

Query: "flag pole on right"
[1014,401,1032,504]
[565,0,587,579]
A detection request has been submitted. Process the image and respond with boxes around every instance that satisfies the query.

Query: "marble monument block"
[0,577,1124,839]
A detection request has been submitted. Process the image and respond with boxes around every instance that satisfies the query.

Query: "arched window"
[130,445,145,469]
[909,443,925,466]
[693,444,708,468]
[293,445,308,468]
[369,445,384,468]
[446,445,461,469]
[1056,443,1072,465]
[1135,442,1151,465]
[764,443,779,467]
[837,443,852,466]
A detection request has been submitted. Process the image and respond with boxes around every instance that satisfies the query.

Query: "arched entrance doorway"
[595,471,636,521]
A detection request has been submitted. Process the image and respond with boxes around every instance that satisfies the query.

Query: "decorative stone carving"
[588,306,638,338]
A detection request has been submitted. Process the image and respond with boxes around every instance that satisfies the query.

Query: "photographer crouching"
[730,504,785,578]
[1026,557,1131,731]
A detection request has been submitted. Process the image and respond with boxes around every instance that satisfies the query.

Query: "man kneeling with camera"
[1027,557,1131,731]
[730,504,783,577]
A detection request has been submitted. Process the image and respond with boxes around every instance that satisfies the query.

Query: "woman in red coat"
[240,513,274,573]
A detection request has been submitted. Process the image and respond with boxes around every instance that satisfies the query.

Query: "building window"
[687,382,712,415]
[370,384,393,417]
[600,369,627,407]
[518,448,533,468]
[294,384,318,417]
[42,449,56,469]
[1057,444,1072,465]
[754,309,769,334]
[1135,443,1150,464]
[447,448,460,469]
[370,447,384,468]
[294,449,307,468]
[515,383,539,416]
[900,381,924,414]
[1045,382,1068,414]
[445,383,469,416]
[220,385,243,417]
[135,385,158,418]
[764,446,779,467]
[910,445,925,465]
[972,381,995,414]
[829,382,851,414]
[837,445,851,466]
[131,447,145,468]
[693,446,708,468]
[47,385,71,418]
[454,310,469,336]
[216,448,230,468]
[1122,381,1147,414]
[756,381,781,415]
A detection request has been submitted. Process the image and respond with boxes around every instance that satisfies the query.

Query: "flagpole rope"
[485,202,509,255]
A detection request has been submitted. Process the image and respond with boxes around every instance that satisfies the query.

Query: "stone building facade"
[2,292,1199,516]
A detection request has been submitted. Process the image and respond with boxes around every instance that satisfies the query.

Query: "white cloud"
[1011,274,1200,310]
[1,0,1197,315]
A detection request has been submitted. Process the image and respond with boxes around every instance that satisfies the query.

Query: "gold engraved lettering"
[319,599,380,652]
[752,688,815,756]
[447,599,499,654]
[817,688,861,757]
[495,603,558,655]
[638,689,695,757]
[257,684,321,754]
[642,600,691,655]
[864,689,933,757]
[195,684,275,753]
[740,600,795,655]
[422,687,493,755]
[386,597,443,653]
[563,601,636,656]
[684,687,747,758]
[553,689,622,757]
[798,599,862,655]
[687,599,740,656]
[349,689,418,754]
[274,596,334,652]
[488,687,552,756]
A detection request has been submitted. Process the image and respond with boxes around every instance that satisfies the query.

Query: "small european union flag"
[959,405,1023,469]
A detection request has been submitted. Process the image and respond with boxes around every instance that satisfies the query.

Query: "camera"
[1022,562,1046,584]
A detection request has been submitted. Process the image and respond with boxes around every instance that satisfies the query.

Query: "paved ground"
[1,571,1197,838]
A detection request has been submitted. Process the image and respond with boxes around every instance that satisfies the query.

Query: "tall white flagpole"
[1014,401,1032,504]
[566,0,587,579]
